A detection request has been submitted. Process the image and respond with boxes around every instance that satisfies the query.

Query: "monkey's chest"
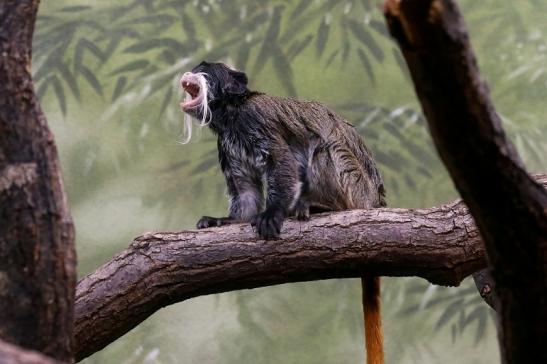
[220,138,268,177]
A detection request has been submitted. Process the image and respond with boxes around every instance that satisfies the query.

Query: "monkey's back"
[247,94,386,210]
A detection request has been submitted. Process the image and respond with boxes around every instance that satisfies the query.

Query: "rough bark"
[384,1,547,362]
[0,339,61,364]
[0,0,76,361]
[73,195,496,361]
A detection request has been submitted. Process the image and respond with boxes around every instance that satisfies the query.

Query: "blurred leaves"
[347,19,384,62]
[401,279,495,346]
[34,0,401,116]
[110,60,150,75]
[111,76,127,101]
[219,280,366,364]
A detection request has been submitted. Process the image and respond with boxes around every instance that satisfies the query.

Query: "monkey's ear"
[231,70,248,86]
[224,70,248,96]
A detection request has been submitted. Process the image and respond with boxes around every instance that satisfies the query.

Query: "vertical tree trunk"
[0,1,76,361]
[0,339,61,364]
[383,0,547,362]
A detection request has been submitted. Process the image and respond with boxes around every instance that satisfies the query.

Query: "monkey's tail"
[362,276,384,364]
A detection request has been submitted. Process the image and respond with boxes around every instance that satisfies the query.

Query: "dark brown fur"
[246,94,385,212]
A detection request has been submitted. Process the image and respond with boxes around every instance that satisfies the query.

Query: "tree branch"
[70,201,464,358]
[383,1,547,362]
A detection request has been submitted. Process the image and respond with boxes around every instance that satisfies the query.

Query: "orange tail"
[362,276,384,364]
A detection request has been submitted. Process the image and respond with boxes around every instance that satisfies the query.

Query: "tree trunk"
[0,1,76,361]
[0,339,61,364]
[383,1,547,362]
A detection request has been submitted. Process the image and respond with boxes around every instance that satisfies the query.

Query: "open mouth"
[183,81,199,98]
[180,73,204,111]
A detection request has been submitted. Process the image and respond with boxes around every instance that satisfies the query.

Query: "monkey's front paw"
[196,216,222,229]
[251,209,284,240]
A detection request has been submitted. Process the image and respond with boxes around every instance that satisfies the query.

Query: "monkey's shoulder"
[247,93,333,112]
[246,93,354,132]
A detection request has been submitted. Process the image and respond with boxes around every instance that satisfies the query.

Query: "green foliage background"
[33,0,547,363]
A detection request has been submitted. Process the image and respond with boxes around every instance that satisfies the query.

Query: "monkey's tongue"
[181,93,204,111]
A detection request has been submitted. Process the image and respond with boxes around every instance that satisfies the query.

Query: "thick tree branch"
[71,200,466,359]
[75,200,481,360]
[384,1,547,362]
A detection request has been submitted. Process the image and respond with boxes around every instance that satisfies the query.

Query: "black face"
[191,61,249,102]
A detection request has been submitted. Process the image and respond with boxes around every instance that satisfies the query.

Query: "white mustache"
[179,72,212,144]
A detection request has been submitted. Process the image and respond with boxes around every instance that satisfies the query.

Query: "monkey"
[180,61,386,364]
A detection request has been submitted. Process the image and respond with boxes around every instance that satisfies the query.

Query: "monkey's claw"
[295,210,310,221]
[293,201,310,221]
[251,209,284,240]
[196,216,222,229]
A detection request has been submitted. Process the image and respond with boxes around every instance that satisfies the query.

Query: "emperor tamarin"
[180,61,386,364]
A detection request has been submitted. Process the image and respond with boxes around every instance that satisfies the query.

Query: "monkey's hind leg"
[292,199,310,221]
